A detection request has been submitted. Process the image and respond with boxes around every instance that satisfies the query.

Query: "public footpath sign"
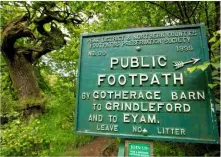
[75,24,219,144]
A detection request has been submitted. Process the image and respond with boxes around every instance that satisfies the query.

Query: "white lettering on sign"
[83,31,208,138]
[105,101,190,113]
[158,56,167,67]
[88,114,103,122]
[82,92,90,100]
[110,57,118,69]
[88,31,198,49]
[118,75,127,86]
[98,74,106,86]
[96,124,118,132]
[110,56,167,69]
[123,114,157,124]
[133,126,143,133]
[108,75,116,85]
[108,115,118,123]
[173,73,183,85]
[162,73,171,85]
[92,103,102,111]
[171,91,205,100]
[93,90,162,100]
[157,127,186,136]
[97,73,184,86]
[164,37,190,44]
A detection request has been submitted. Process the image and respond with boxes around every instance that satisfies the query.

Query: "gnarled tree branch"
[1,14,35,59]
[1,3,84,63]
[29,8,82,61]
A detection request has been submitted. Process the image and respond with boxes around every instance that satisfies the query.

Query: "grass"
[37,91,94,156]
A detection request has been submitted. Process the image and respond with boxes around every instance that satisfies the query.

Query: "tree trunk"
[1,11,75,117]
[215,1,220,30]
[0,14,47,118]
[4,53,45,117]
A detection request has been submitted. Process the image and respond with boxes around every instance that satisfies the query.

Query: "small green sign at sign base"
[118,139,154,157]
[128,142,150,157]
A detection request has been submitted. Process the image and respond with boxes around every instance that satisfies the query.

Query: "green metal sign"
[75,24,219,144]
[128,142,150,157]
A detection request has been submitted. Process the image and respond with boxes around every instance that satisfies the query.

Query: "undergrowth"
[1,90,93,156]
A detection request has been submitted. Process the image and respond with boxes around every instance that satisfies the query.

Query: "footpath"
[79,137,115,156]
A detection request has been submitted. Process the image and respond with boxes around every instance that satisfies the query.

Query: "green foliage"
[186,30,220,107]
[1,119,50,156]
[154,142,185,156]
[154,141,220,156]
[1,79,93,156]
[18,97,47,110]
[0,55,19,122]
[0,93,19,124]
[209,30,221,52]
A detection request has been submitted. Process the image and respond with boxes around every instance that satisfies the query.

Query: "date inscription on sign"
[75,24,219,144]
[128,142,150,157]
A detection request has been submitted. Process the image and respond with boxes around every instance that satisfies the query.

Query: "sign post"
[75,24,219,156]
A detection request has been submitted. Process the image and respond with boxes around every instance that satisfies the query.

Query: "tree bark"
[1,15,45,117]
[7,55,41,99]
[4,53,45,117]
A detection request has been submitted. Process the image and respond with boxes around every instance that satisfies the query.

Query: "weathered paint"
[75,24,219,144]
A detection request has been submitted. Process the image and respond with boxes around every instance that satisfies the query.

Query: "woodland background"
[0,1,220,156]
